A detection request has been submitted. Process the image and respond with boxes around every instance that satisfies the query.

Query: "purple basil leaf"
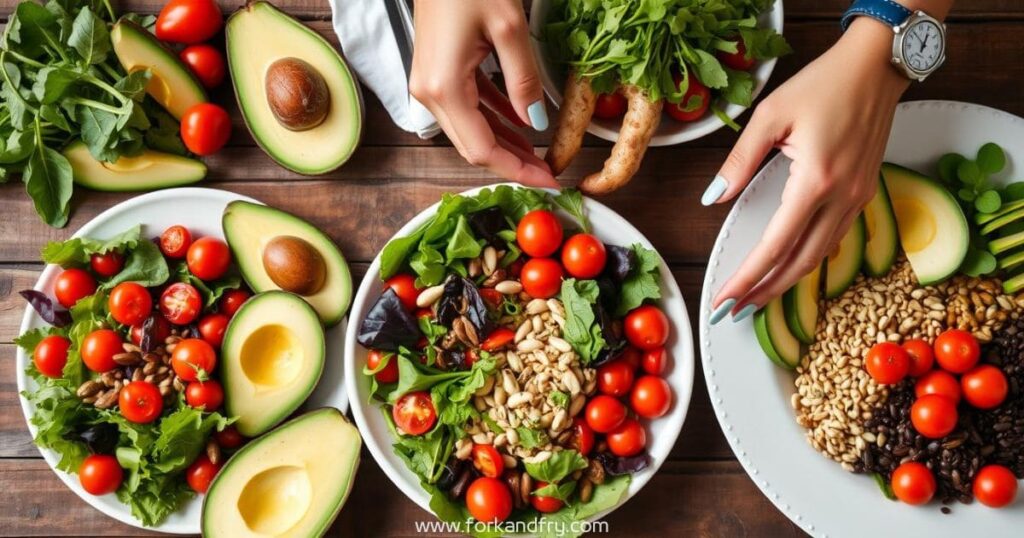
[436,276,495,338]
[357,288,421,351]
[602,244,635,283]
[20,290,72,327]
[595,451,650,475]
[139,314,157,352]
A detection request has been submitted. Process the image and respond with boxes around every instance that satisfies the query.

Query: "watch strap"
[841,0,913,31]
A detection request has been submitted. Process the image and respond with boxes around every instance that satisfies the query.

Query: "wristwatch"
[841,0,946,81]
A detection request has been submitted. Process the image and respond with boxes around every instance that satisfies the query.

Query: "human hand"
[410,0,558,187]
[706,19,912,323]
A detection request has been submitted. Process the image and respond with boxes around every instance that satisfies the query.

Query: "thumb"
[487,14,548,131]
[703,107,778,206]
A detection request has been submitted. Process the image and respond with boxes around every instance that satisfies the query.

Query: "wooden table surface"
[1,1,1022,536]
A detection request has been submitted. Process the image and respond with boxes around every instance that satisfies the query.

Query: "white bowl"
[344,184,694,527]
[529,0,784,146]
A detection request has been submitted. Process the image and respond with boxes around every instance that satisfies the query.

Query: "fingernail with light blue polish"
[701,175,728,206]
[709,298,736,325]
[528,100,549,131]
[732,304,756,323]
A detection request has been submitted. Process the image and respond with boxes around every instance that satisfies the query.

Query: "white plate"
[700,101,1024,537]
[15,188,350,534]
[344,184,694,527]
[529,0,784,146]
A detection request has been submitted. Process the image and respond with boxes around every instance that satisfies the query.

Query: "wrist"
[838,18,912,97]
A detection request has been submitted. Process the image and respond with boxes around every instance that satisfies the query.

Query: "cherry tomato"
[607,417,647,457]
[367,349,398,384]
[384,273,421,310]
[640,347,668,375]
[961,365,1008,410]
[624,305,670,350]
[597,359,635,397]
[911,394,958,439]
[81,329,122,373]
[561,234,607,279]
[79,454,122,495]
[465,349,480,367]
[516,210,563,257]
[198,313,229,348]
[393,391,437,435]
[156,0,223,44]
[415,307,435,319]
[171,338,217,382]
[902,339,935,377]
[521,258,563,299]
[160,282,202,325]
[507,258,525,278]
[934,329,980,374]
[973,464,1018,508]
[465,477,513,523]
[130,314,171,347]
[530,481,565,513]
[160,225,193,259]
[180,103,231,156]
[865,342,911,385]
[119,381,163,424]
[89,251,124,277]
[479,288,503,308]
[219,288,250,317]
[185,454,221,494]
[179,44,225,89]
[108,282,153,326]
[891,462,936,505]
[914,370,961,404]
[187,236,231,281]
[585,394,627,434]
[33,335,70,378]
[472,444,505,478]
[617,346,642,370]
[631,375,672,419]
[480,327,515,351]
[570,417,595,455]
[593,91,627,119]
[186,380,224,411]
[215,426,246,449]
[54,268,97,308]
[717,40,755,70]
[665,72,710,122]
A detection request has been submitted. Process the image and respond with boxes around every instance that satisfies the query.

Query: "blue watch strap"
[841,0,913,31]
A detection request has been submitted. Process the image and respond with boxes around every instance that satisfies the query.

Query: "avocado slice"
[825,214,866,299]
[221,291,326,437]
[226,1,363,175]
[111,19,206,120]
[753,297,802,369]
[881,163,969,285]
[223,201,352,326]
[63,140,205,191]
[862,176,899,277]
[783,262,821,345]
[202,408,360,538]
[977,199,1024,226]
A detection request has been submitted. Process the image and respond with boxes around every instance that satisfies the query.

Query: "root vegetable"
[579,85,661,195]
[545,71,596,175]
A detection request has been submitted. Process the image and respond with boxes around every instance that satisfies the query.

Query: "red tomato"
[507,258,525,278]
[186,380,224,411]
[367,349,399,384]
[641,347,668,375]
[961,365,1008,410]
[624,305,670,350]
[179,44,225,89]
[481,327,515,351]
[516,210,564,257]
[865,342,911,385]
[973,464,1018,508]
[198,313,229,348]
[585,395,627,434]
[171,338,217,382]
[79,454,122,495]
[902,339,935,377]
[911,394,958,439]
[717,40,755,70]
[160,282,202,325]
[130,314,171,347]
[479,288,503,308]
[185,454,221,494]
[89,251,124,277]
[33,335,70,378]
[108,282,153,326]
[384,273,421,310]
[934,329,980,374]
[597,359,635,397]
[393,391,437,435]
[570,417,595,455]
[561,234,607,279]
[465,477,513,523]
[160,225,192,258]
[914,370,961,404]
[187,237,231,281]
[593,92,627,119]
[520,258,563,299]
[530,481,565,513]
[181,103,231,156]
[156,0,223,44]
[465,348,480,367]
[891,462,936,505]
[54,268,97,308]
[415,308,435,320]
[119,381,164,424]
[215,426,245,449]
[631,375,672,419]
[617,346,642,370]
[219,288,250,317]
[472,444,505,478]
[607,417,647,457]
[81,329,122,373]
[665,72,710,122]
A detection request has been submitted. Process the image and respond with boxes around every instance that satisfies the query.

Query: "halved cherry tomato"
[865,342,910,385]
[215,426,245,449]
[585,395,627,434]
[624,305,670,350]
[914,370,961,404]
[973,464,1018,508]
[891,462,936,505]
[219,288,250,317]
[607,417,646,457]
[198,313,229,348]
[934,329,980,374]
[597,359,635,397]
[186,380,224,411]
[179,44,225,89]
[367,349,399,384]
[160,225,192,259]
[119,381,163,424]
[717,40,755,70]
[902,339,934,377]
[911,394,958,439]
[479,288,504,308]
[466,477,513,523]
[631,375,672,418]
[516,210,563,257]
[641,347,668,375]
[593,92,627,119]
[181,103,231,156]
[54,268,96,308]
[961,365,1008,410]
[187,236,231,281]
[472,444,505,478]
[109,282,153,326]
[89,251,124,277]
[130,314,171,347]
[521,258,563,299]
[393,391,436,435]
[171,338,217,382]
[665,72,710,122]
[561,234,607,279]
[384,273,421,310]
[79,454,122,495]
[33,335,70,378]
[530,481,565,513]
[185,454,221,494]
[160,282,202,325]
[81,329,122,373]
[481,327,515,351]
[156,0,223,44]
[570,417,595,455]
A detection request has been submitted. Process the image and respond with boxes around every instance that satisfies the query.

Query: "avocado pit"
[262,235,327,295]
[265,57,330,131]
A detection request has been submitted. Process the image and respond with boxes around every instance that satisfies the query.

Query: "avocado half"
[226,1,363,175]
[111,19,206,120]
[63,140,206,191]
[221,291,326,437]
[202,408,361,538]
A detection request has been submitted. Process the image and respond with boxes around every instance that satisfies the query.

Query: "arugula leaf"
[553,188,590,233]
[393,426,454,483]
[616,243,662,315]
[559,278,606,364]
[68,6,110,66]
[41,224,141,266]
[524,449,588,482]
[23,133,73,227]
[549,390,570,409]
[535,475,632,538]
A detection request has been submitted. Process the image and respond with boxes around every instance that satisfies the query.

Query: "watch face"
[902,20,943,73]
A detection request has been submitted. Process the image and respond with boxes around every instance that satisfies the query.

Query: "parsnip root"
[544,71,597,175]
[579,84,662,195]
